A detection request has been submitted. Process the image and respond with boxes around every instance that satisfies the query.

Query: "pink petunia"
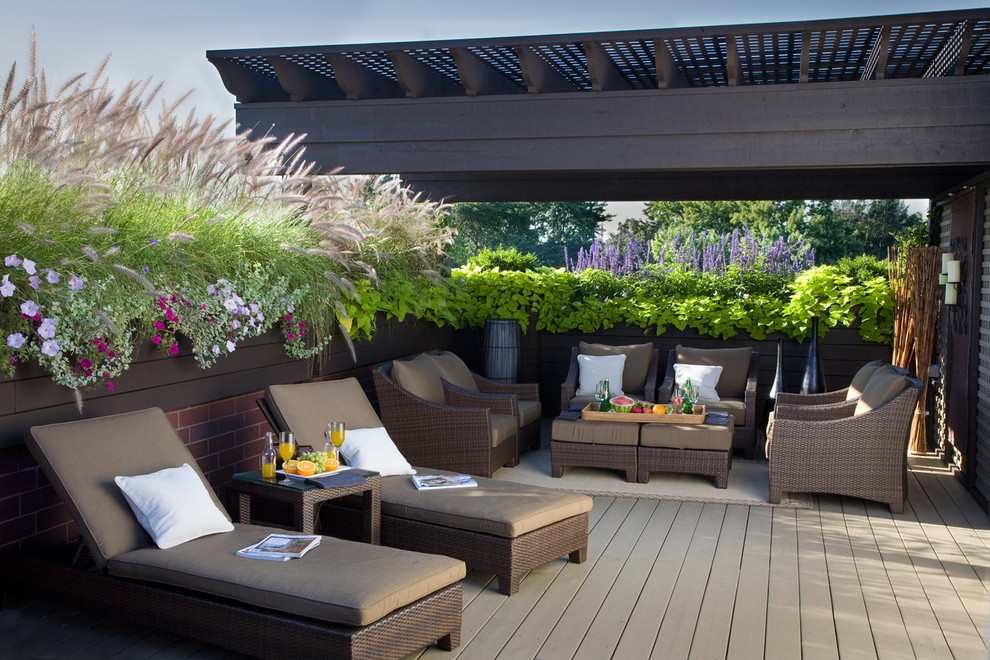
[287,333,295,341]
[168,344,179,356]
[152,336,161,345]
[107,381,115,390]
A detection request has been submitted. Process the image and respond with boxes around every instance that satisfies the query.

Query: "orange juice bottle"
[261,432,277,481]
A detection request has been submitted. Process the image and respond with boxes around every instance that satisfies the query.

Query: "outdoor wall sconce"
[941,252,961,305]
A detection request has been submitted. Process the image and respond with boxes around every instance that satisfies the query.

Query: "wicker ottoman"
[638,416,734,488]
[550,416,640,482]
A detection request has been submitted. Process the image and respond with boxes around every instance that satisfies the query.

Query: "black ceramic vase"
[800,317,826,394]
[769,337,787,403]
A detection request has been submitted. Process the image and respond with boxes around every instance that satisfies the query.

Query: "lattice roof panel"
[207,8,990,102]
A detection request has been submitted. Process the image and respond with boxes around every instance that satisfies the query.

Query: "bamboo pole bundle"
[907,246,943,454]
[888,247,914,370]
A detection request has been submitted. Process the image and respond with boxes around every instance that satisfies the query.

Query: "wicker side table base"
[637,447,732,488]
[550,441,638,483]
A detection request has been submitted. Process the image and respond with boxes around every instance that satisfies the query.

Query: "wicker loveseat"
[767,367,924,512]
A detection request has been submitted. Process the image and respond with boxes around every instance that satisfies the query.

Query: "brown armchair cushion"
[392,354,446,404]
[428,351,479,391]
[854,366,908,415]
[579,341,652,394]
[675,345,753,399]
[847,360,885,400]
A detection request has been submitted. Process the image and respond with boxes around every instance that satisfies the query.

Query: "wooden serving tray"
[580,403,707,424]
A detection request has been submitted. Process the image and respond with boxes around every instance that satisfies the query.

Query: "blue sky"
[3,0,974,214]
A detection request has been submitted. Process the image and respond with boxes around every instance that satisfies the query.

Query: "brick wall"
[0,389,271,552]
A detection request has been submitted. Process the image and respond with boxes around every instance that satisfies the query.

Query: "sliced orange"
[283,459,299,474]
[323,457,340,472]
[295,460,317,476]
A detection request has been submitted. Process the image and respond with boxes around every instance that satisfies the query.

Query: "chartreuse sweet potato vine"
[443,264,892,344]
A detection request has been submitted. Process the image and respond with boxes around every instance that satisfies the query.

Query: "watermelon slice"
[610,396,635,413]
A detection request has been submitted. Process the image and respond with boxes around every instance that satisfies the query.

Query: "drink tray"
[580,403,707,424]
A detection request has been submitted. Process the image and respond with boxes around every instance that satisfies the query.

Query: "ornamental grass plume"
[1,34,452,392]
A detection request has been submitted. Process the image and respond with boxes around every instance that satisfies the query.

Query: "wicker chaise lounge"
[264,378,592,596]
[17,408,465,660]
[767,367,924,513]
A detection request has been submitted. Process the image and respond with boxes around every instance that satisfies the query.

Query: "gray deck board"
[725,505,772,659]
[1,456,987,660]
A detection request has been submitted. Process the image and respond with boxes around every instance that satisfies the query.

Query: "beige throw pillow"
[579,341,652,394]
[675,345,753,399]
[854,365,908,415]
[392,353,446,404]
[846,360,884,400]
[428,351,479,391]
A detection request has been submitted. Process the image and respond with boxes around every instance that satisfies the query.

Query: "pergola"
[207,8,990,202]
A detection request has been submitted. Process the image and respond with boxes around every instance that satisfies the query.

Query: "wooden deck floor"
[1,455,987,659]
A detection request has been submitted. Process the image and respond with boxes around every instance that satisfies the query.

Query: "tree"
[787,200,863,264]
[642,200,805,237]
[643,201,742,235]
[530,202,612,266]
[443,202,611,267]
[614,217,659,244]
[640,198,923,264]
[790,199,922,262]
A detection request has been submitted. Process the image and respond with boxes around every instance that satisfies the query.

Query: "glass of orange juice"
[278,431,295,464]
[326,422,345,463]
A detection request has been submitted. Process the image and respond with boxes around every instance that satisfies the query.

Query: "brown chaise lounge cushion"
[28,408,465,627]
[267,379,591,541]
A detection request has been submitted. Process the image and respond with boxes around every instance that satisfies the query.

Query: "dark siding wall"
[0,316,451,551]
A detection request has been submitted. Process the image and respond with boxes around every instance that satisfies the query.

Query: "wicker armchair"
[427,350,542,453]
[767,374,923,513]
[658,346,759,458]
[774,359,887,407]
[373,359,518,478]
[560,343,660,413]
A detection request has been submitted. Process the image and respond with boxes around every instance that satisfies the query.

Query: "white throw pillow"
[339,427,417,476]
[576,354,626,397]
[115,463,233,550]
[673,363,723,402]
